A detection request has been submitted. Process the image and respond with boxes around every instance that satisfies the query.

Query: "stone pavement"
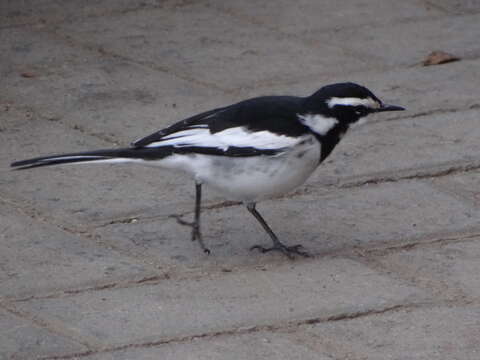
[1,0,480,358]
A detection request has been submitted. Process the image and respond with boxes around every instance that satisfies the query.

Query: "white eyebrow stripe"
[327,97,380,109]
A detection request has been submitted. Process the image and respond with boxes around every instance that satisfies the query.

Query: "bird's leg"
[247,203,310,259]
[172,182,210,254]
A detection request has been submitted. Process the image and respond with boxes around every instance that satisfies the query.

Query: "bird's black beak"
[376,103,405,112]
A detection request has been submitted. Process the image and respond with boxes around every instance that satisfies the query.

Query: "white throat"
[297,113,339,136]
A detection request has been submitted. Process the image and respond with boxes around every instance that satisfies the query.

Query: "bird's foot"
[250,243,310,259]
[170,215,211,254]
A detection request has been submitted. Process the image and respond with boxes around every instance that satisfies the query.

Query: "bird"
[11,82,404,258]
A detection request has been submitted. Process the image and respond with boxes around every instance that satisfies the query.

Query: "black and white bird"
[11,82,404,258]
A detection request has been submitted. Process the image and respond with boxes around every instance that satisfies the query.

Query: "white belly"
[149,135,321,202]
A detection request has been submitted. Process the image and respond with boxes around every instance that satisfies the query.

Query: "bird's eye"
[354,106,367,116]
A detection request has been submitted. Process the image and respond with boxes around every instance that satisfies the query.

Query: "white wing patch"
[297,113,338,136]
[145,126,299,151]
[327,96,380,109]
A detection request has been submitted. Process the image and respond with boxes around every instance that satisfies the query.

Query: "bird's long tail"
[10,147,172,170]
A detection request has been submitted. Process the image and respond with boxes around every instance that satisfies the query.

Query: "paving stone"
[432,0,480,14]
[275,180,477,252]
[1,27,84,78]
[0,308,87,360]
[82,331,334,360]
[58,4,371,90]
[1,26,224,144]
[376,238,480,300]
[432,170,480,208]
[209,0,443,34]
[16,258,424,346]
[316,13,480,68]
[0,0,183,27]
[92,179,478,268]
[0,201,153,299]
[301,306,480,360]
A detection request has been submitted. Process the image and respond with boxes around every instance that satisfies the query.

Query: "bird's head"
[300,82,404,136]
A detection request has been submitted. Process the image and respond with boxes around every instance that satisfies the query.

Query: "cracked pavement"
[1,0,480,359]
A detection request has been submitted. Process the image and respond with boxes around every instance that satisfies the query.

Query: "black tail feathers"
[10,147,172,170]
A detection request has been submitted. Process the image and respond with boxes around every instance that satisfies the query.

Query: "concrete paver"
[431,0,480,14]
[0,0,170,27]
[92,179,478,269]
[0,308,87,360]
[0,200,154,299]
[16,258,424,346]
[302,306,480,360]
[377,238,480,299]
[432,171,480,208]
[309,14,480,68]
[207,0,444,34]
[1,26,224,142]
[82,331,335,360]
[59,4,370,91]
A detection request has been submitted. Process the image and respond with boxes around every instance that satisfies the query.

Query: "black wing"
[131,106,227,147]
[131,96,309,150]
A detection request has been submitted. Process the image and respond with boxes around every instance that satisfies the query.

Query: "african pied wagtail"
[11,82,404,258]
